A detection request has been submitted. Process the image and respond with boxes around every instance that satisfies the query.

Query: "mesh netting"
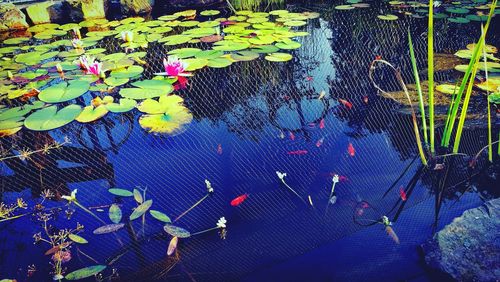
[1,1,499,281]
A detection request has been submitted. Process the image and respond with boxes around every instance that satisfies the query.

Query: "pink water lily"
[86,61,102,76]
[77,55,104,77]
[155,56,191,77]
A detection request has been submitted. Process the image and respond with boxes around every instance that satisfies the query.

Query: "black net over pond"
[1,1,499,281]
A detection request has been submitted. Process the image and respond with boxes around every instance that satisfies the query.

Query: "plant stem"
[481,25,493,162]
[174,194,209,222]
[428,0,435,153]
[191,226,220,236]
[74,201,106,225]
[280,179,308,205]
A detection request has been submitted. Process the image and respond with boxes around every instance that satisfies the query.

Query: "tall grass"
[481,26,493,162]
[441,0,497,151]
[408,30,428,145]
[427,0,435,153]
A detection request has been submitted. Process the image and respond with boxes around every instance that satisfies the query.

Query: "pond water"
[1,1,499,281]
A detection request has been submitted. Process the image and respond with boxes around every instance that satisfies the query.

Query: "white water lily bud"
[217,217,227,228]
[205,179,214,194]
[332,174,339,183]
[276,171,287,180]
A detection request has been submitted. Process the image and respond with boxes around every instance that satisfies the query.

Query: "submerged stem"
[74,201,106,224]
[280,179,308,205]
[174,194,209,222]
[191,226,220,236]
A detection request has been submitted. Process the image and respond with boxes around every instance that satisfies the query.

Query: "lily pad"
[207,57,233,68]
[377,14,398,21]
[130,199,153,221]
[183,58,208,71]
[65,265,106,280]
[24,105,82,131]
[436,84,459,94]
[38,81,90,103]
[105,99,137,113]
[275,40,301,50]
[75,105,109,123]
[230,51,259,61]
[163,224,191,238]
[110,65,144,79]
[104,77,129,87]
[137,95,184,114]
[265,52,293,62]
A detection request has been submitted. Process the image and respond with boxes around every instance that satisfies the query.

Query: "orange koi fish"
[319,118,325,129]
[399,187,407,201]
[231,194,248,206]
[339,98,353,109]
[316,137,324,147]
[375,55,382,60]
[287,150,308,155]
[217,144,222,155]
[305,76,313,81]
[385,226,400,244]
[348,143,355,157]
[167,236,178,256]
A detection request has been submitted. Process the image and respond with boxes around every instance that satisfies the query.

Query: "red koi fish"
[385,226,400,244]
[399,187,407,201]
[339,98,353,109]
[289,132,295,140]
[375,55,382,60]
[319,118,325,129]
[287,150,308,155]
[356,202,370,216]
[217,144,222,155]
[316,137,324,147]
[305,76,313,81]
[348,143,355,157]
[231,194,248,206]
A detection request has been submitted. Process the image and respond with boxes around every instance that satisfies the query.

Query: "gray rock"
[422,198,500,282]
[0,3,29,31]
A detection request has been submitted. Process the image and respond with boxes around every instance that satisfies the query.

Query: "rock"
[67,0,106,20]
[0,3,29,31]
[120,0,154,14]
[48,1,69,23]
[422,198,500,282]
[26,2,53,25]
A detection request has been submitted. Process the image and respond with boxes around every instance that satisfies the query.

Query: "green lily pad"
[38,80,90,103]
[265,52,293,62]
[183,58,208,71]
[130,199,153,221]
[104,77,129,87]
[448,17,470,23]
[275,40,301,50]
[3,37,30,45]
[119,88,167,100]
[200,10,220,16]
[213,41,250,51]
[446,7,470,14]
[109,204,122,224]
[377,14,398,21]
[436,84,459,94]
[335,5,355,10]
[76,105,109,123]
[149,210,172,223]
[105,99,137,113]
[24,105,82,131]
[207,57,233,68]
[283,20,307,27]
[110,65,144,79]
[230,51,259,61]
[195,50,225,59]
[161,34,192,45]
[65,265,106,280]
[167,48,202,59]
[131,79,174,91]
[137,95,184,114]
[488,92,500,104]
[251,45,280,53]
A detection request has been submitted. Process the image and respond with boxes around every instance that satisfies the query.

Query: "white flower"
[217,217,227,228]
[121,31,134,43]
[276,171,287,180]
[433,1,441,7]
[205,179,214,194]
[61,189,77,202]
[332,174,339,183]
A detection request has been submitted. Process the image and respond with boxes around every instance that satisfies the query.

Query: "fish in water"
[287,150,308,155]
[316,137,324,147]
[363,95,369,104]
[289,132,295,140]
[279,131,285,139]
[338,98,353,109]
[305,76,313,81]
[319,118,325,129]
[399,187,407,201]
[231,194,249,206]
[318,90,326,100]
[217,144,222,155]
[348,143,355,157]
[385,226,400,244]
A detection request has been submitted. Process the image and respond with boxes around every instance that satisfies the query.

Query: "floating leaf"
[131,80,174,91]
[183,58,208,71]
[137,95,184,114]
[108,188,133,197]
[93,223,125,234]
[377,14,398,21]
[104,77,129,87]
[110,65,144,79]
[133,189,143,204]
[119,88,166,99]
[167,236,178,256]
[150,210,172,223]
[109,204,122,224]
[65,265,106,280]
[275,40,301,50]
[163,224,191,238]
[265,52,293,62]
[76,105,109,123]
[200,10,220,16]
[251,45,280,53]
[167,48,202,58]
[68,234,88,244]
[38,81,90,103]
[207,57,233,68]
[24,105,82,131]
[436,84,459,94]
[130,199,152,221]
[105,99,137,113]
[230,51,259,61]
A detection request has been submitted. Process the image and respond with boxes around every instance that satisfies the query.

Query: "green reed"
[427,0,435,153]
[408,30,428,145]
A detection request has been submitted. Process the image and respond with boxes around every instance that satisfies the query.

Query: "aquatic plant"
[155,56,191,77]
[0,136,70,162]
[276,171,308,205]
[62,189,106,224]
[174,179,214,222]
